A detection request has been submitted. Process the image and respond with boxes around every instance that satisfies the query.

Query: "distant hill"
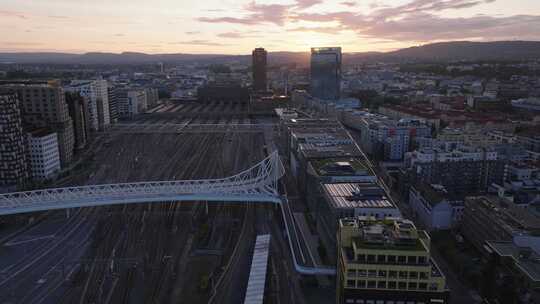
[385,41,540,61]
[1,41,539,65]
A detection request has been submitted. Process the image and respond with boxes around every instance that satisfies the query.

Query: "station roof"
[244,234,271,304]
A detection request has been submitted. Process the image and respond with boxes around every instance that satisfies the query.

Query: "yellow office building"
[337,217,449,304]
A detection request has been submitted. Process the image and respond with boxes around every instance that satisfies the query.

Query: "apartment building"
[409,182,464,231]
[26,129,61,181]
[1,81,74,167]
[0,93,28,189]
[107,85,119,123]
[346,112,431,161]
[65,92,91,150]
[66,79,110,130]
[406,143,505,197]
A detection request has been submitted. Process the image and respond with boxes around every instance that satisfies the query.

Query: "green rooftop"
[311,157,371,176]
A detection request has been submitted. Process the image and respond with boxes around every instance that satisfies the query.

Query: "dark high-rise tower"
[310,47,342,100]
[252,48,268,91]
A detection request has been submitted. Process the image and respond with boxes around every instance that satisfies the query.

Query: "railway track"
[0,105,274,303]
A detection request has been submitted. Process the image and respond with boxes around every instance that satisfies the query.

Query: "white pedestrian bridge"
[0,151,283,216]
[0,151,336,276]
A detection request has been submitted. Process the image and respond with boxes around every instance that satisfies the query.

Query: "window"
[377,281,386,289]
[378,270,387,278]
[418,256,427,264]
[367,281,376,288]
[399,271,408,279]
[377,255,386,263]
[420,272,429,280]
[387,255,396,263]
[358,270,367,277]
[347,280,355,288]
[348,269,356,277]
[389,271,397,278]
[357,280,366,288]
[368,270,377,277]
[407,256,417,264]
[357,254,366,262]
[419,283,428,290]
[408,282,417,290]
[409,271,418,279]
[367,255,376,262]
[398,282,407,289]
[398,256,406,264]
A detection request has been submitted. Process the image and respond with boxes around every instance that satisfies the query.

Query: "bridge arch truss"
[0,151,284,216]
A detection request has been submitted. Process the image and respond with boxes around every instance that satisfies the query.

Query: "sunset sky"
[1,0,540,54]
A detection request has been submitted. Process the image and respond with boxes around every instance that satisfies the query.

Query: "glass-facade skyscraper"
[310,47,342,101]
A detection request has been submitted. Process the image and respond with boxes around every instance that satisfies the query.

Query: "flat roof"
[322,182,396,210]
[310,157,371,176]
[27,128,55,137]
[487,241,540,283]
[468,196,540,233]
[343,217,428,252]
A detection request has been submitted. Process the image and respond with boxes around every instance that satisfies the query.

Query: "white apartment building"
[66,79,110,130]
[344,111,431,161]
[27,129,61,181]
[118,90,147,119]
[409,143,498,165]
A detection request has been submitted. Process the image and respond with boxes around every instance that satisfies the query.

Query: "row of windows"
[345,299,439,304]
[33,168,58,175]
[355,213,397,219]
[347,270,430,280]
[346,279,438,291]
[356,254,428,265]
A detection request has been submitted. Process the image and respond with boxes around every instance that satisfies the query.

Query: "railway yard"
[0,101,308,304]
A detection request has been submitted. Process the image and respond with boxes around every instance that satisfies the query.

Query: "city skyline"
[1,0,540,54]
